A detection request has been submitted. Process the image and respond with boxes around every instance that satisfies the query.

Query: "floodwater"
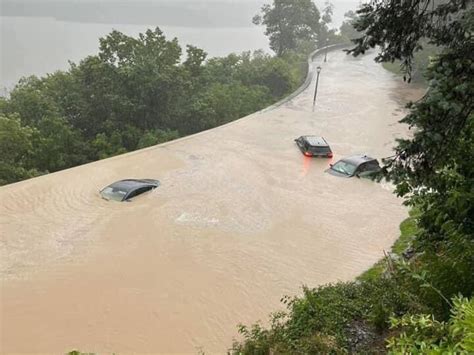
[0,49,423,353]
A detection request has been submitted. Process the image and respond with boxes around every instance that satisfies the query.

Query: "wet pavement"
[0,49,423,353]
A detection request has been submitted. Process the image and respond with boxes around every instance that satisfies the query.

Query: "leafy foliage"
[350,0,474,310]
[0,114,39,184]
[339,10,361,44]
[230,277,419,354]
[382,41,441,83]
[253,0,322,56]
[387,296,474,354]
[0,27,309,186]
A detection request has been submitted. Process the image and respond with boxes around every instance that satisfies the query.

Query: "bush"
[230,277,416,354]
[387,296,474,354]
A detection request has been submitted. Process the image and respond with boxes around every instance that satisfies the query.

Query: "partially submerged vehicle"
[326,155,381,178]
[295,136,333,158]
[100,179,160,202]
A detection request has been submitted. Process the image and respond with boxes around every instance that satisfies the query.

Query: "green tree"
[339,10,360,43]
[137,129,180,149]
[236,51,300,99]
[319,1,336,46]
[0,26,310,186]
[98,27,185,131]
[29,115,88,173]
[350,0,473,308]
[0,114,38,184]
[183,45,208,78]
[253,0,321,56]
[6,76,59,125]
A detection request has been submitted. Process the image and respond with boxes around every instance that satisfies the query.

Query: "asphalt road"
[0,48,422,353]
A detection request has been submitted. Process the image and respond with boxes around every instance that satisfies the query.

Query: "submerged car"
[100,179,160,202]
[295,136,333,158]
[327,155,381,178]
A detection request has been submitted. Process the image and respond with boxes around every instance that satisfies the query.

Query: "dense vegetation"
[382,41,441,84]
[252,0,342,56]
[232,0,473,353]
[0,0,349,187]
[0,27,313,186]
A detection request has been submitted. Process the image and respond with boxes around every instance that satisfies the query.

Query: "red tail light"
[327,153,333,158]
[304,152,312,156]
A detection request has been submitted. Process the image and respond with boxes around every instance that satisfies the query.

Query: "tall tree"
[339,10,360,43]
[319,1,335,46]
[350,0,473,300]
[253,0,321,56]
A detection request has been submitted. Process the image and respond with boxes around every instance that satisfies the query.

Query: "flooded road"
[0,49,422,353]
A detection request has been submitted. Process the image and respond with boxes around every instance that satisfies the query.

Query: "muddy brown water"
[0,50,424,353]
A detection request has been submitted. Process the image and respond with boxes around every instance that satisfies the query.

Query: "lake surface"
[0,16,269,91]
[1,1,359,92]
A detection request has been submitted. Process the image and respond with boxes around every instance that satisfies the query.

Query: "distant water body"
[0,1,358,92]
[0,16,269,91]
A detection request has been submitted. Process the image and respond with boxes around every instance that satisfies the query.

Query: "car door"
[357,162,378,178]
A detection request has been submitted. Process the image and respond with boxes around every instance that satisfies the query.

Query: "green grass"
[358,209,420,282]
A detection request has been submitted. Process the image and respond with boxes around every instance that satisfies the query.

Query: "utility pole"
[312,66,322,112]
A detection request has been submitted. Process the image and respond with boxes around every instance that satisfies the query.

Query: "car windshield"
[331,161,357,175]
[100,186,128,201]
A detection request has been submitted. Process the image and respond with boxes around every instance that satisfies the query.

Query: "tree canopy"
[253,0,322,56]
[0,27,310,186]
[350,0,473,299]
[339,10,360,43]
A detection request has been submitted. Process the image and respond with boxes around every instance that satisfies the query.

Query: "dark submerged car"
[327,155,381,178]
[295,136,333,158]
[100,179,160,202]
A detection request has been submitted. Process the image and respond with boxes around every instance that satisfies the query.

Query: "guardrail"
[260,43,350,113]
[62,43,352,164]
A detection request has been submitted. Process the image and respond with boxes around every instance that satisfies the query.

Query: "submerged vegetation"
[232,0,473,353]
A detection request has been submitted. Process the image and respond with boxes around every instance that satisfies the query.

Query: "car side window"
[358,163,368,173]
[366,161,380,170]
[127,186,153,200]
[126,189,138,200]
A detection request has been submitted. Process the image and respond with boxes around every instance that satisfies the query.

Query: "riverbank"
[230,209,422,353]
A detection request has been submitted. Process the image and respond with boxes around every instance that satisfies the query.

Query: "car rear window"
[309,146,331,154]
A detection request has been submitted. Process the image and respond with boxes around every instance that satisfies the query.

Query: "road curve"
[0,49,422,353]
